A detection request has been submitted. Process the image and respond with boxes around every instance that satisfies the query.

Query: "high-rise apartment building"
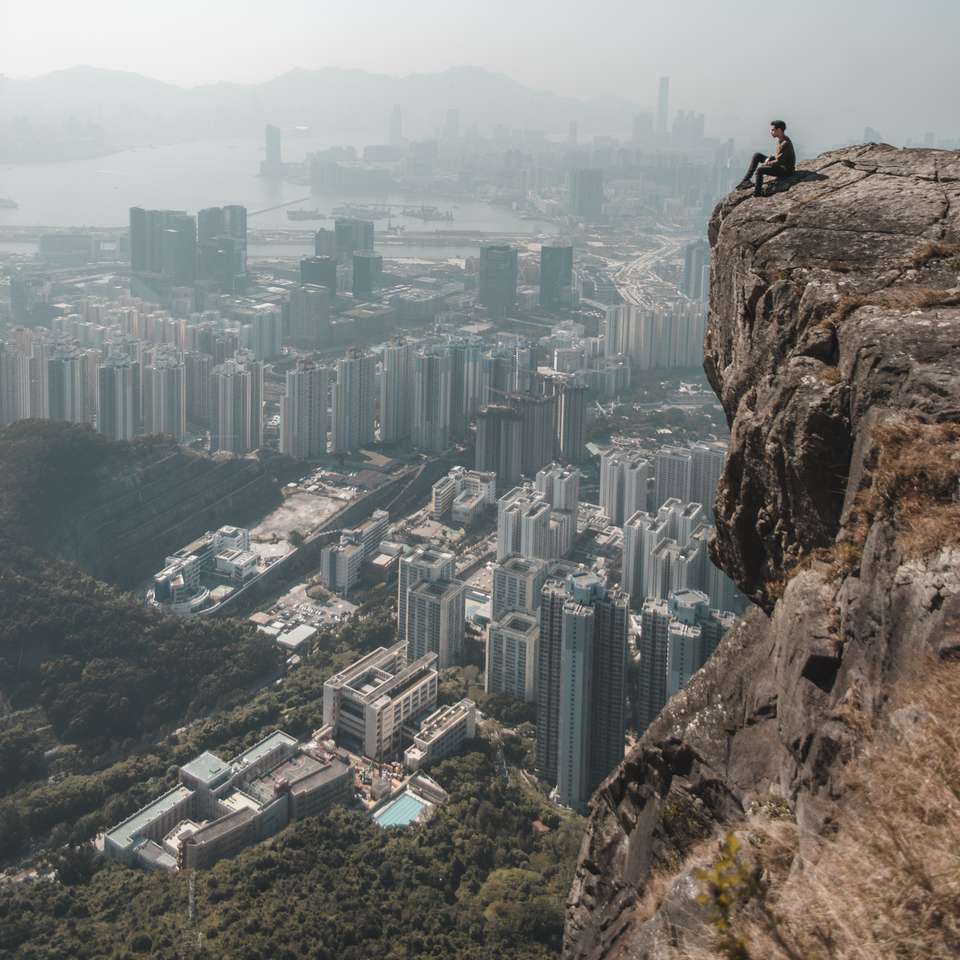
[491,556,548,622]
[240,306,282,361]
[568,169,604,219]
[497,483,574,562]
[379,339,412,445]
[129,208,197,286]
[540,244,574,309]
[143,352,186,439]
[536,572,628,812]
[600,449,652,525]
[551,379,587,464]
[478,245,518,316]
[655,445,693,508]
[486,612,539,701]
[637,589,734,732]
[330,350,375,453]
[411,348,452,454]
[47,347,94,426]
[507,392,555,477]
[397,547,456,650]
[97,355,141,441]
[288,284,331,347]
[690,441,726,521]
[407,579,465,668]
[476,404,523,489]
[535,463,581,513]
[209,351,263,454]
[280,361,328,460]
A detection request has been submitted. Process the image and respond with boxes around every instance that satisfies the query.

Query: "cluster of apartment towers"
[383,438,737,813]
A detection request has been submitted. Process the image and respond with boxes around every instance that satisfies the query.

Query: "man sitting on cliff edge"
[738,120,796,196]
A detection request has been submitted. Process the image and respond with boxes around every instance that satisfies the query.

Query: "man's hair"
[770,120,787,132]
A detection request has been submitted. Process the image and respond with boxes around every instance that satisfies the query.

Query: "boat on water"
[331,204,391,220]
[286,209,325,221]
[400,205,454,222]
[0,198,18,210]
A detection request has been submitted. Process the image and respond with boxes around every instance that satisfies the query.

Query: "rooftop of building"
[181,751,230,786]
[498,612,540,634]
[105,785,194,849]
[230,730,298,773]
[185,807,257,846]
[413,700,475,745]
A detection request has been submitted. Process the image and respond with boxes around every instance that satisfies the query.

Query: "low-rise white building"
[404,699,477,771]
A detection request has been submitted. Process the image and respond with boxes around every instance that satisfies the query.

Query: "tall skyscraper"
[536,572,628,812]
[97,355,141,441]
[209,351,263,454]
[486,612,539,701]
[657,77,670,136]
[129,208,197,286]
[289,284,331,347]
[412,348,452,454]
[300,256,337,292]
[241,306,282,361]
[334,219,374,264]
[683,240,710,301]
[184,352,212,427]
[352,251,383,298]
[540,244,574,309]
[379,340,412,445]
[281,361,328,460]
[568,169,604,218]
[390,104,403,145]
[314,228,336,258]
[446,337,483,440]
[397,547,455,649]
[263,125,282,176]
[47,348,93,426]
[637,589,734,732]
[478,245,518,317]
[142,352,186,439]
[497,485,553,562]
[408,579,465,668]
[330,350,375,454]
[476,404,523,489]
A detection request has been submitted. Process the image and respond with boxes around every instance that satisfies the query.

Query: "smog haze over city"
[0,3,958,959]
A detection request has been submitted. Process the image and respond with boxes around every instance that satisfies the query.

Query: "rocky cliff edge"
[564,144,960,959]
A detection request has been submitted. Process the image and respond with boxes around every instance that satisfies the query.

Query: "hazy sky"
[5,0,959,143]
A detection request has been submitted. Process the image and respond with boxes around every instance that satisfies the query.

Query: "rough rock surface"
[563,144,960,959]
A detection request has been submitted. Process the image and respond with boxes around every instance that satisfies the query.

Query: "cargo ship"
[0,198,18,210]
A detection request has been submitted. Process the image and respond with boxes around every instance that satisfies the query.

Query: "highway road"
[613,235,690,307]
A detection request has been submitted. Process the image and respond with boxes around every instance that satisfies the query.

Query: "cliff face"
[565,145,960,959]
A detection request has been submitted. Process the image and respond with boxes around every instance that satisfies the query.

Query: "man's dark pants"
[744,152,789,196]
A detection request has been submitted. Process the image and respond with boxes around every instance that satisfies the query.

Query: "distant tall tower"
[264,124,282,176]
[657,77,670,137]
[390,104,403,145]
[352,251,383,298]
[478,245,518,317]
[300,256,337,293]
[330,350,376,454]
[539,243,574,309]
[569,169,604,219]
[281,361,328,460]
[551,379,587,464]
[288,284,331,347]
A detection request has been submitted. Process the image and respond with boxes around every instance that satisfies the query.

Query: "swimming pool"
[373,791,428,828]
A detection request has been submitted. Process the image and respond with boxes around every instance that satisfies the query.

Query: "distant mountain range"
[0,65,646,161]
